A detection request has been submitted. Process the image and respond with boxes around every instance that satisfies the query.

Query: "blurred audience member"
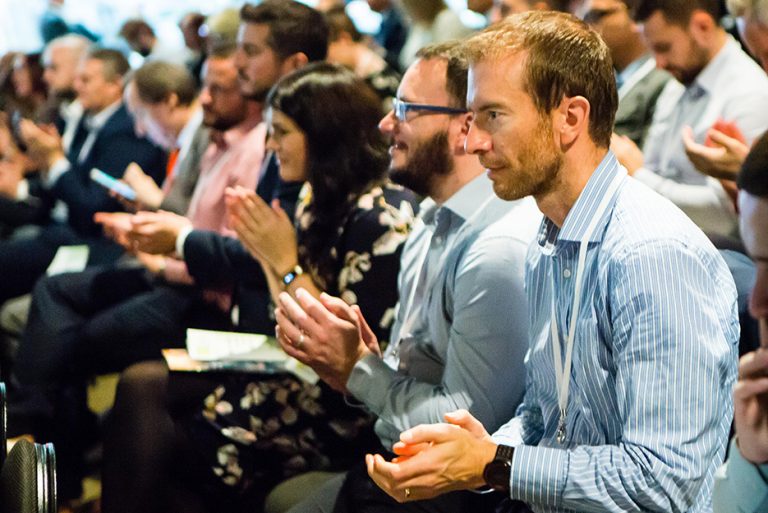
[585,0,670,147]
[202,8,241,55]
[683,0,768,183]
[39,0,99,44]
[179,12,207,88]
[1,49,166,303]
[611,0,768,239]
[10,53,47,121]
[119,18,187,66]
[468,0,495,15]
[399,0,473,69]
[39,34,91,131]
[0,52,20,112]
[0,36,91,235]
[325,6,401,105]
[368,0,408,71]
[121,60,205,213]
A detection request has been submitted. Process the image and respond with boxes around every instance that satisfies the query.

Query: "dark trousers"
[14,266,212,385]
[10,265,230,500]
[0,223,122,304]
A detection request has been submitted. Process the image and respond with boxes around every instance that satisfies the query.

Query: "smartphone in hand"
[90,168,137,201]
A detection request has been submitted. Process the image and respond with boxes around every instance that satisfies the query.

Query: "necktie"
[161,148,180,195]
[166,148,180,180]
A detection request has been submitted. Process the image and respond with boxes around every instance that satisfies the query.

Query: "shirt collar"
[210,115,261,149]
[86,100,121,131]
[176,108,203,153]
[538,151,625,249]
[442,173,494,221]
[616,53,651,86]
[419,173,495,228]
[692,36,739,96]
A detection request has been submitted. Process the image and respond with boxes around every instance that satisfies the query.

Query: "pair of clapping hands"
[224,186,297,278]
[94,209,190,274]
[275,288,493,503]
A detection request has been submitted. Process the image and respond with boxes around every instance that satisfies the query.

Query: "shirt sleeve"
[507,240,739,512]
[633,169,736,232]
[161,256,194,285]
[45,156,70,187]
[348,232,530,442]
[713,438,768,513]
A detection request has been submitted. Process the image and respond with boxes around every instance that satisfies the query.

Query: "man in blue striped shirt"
[367,10,739,512]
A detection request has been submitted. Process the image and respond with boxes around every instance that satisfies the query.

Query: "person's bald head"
[42,34,91,96]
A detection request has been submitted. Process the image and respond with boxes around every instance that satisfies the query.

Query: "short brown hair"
[240,1,328,62]
[415,41,469,109]
[325,6,363,42]
[633,0,721,25]
[401,0,446,23]
[86,48,130,82]
[133,61,197,106]
[119,19,155,44]
[463,11,617,147]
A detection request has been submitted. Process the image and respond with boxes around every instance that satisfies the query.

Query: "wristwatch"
[482,444,514,493]
[281,265,304,287]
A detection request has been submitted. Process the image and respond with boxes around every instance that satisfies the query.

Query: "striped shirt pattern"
[493,152,740,512]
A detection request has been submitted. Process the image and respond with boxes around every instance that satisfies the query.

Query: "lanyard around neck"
[549,172,623,443]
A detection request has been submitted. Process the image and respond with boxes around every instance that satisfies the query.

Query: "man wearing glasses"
[274,41,541,513]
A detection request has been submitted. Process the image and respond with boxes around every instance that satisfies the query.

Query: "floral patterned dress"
[182,182,418,502]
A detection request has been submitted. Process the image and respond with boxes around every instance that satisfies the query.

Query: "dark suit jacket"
[615,63,671,149]
[159,124,210,215]
[183,153,302,333]
[52,103,167,237]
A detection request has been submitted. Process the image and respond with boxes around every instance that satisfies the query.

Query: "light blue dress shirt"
[636,37,768,238]
[493,152,739,512]
[713,439,768,513]
[347,175,541,449]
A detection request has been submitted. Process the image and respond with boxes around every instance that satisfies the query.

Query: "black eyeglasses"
[392,98,468,122]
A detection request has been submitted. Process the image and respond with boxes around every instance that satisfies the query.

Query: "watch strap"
[281,265,304,287]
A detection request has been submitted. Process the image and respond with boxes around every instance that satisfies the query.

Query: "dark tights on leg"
[101,361,208,513]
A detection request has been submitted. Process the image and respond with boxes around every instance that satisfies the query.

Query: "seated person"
[10,48,268,502]
[0,48,166,304]
[275,41,541,513]
[366,12,738,512]
[324,6,401,107]
[612,0,768,239]
[100,63,418,513]
[583,0,670,148]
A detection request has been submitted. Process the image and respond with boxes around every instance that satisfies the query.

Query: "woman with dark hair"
[10,53,47,120]
[101,63,417,513]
